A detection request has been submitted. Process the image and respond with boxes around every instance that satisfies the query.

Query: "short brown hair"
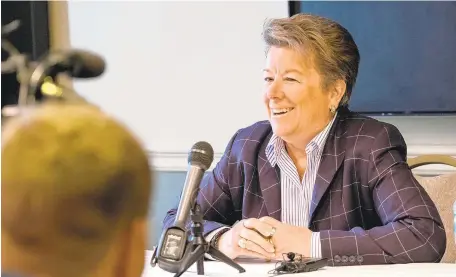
[1,104,152,275]
[262,13,360,108]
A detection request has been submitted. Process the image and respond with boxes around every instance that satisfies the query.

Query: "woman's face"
[263,46,343,144]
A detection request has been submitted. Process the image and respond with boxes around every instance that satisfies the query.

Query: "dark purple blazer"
[164,108,446,266]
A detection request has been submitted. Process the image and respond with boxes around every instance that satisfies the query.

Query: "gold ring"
[238,238,247,249]
[267,227,276,238]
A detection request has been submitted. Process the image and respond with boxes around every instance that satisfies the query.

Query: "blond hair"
[1,104,152,275]
[262,13,360,108]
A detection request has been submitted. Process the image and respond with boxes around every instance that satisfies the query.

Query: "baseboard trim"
[149,144,456,176]
[149,151,223,172]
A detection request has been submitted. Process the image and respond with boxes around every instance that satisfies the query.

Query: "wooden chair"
[408,154,456,169]
[408,155,456,263]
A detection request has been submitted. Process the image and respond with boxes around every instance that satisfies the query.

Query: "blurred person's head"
[1,104,153,277]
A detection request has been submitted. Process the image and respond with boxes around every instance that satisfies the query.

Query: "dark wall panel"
[1,1,50,108]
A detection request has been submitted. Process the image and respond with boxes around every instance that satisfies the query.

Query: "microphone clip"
[269,253,328,275]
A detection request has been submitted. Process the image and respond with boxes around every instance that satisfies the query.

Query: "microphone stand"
[151,202,246,277]
[176,203,245,277]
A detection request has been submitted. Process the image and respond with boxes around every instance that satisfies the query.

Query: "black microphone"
[27,49,106,99]
[154,141,214,271]
[1,21,106,120]
[33,49,105,79]
[174,141,214,229]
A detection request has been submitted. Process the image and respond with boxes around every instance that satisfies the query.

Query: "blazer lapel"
[258,132,281,221]
[309,112,347,221]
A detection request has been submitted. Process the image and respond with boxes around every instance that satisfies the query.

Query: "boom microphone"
[1,20,107,122]
[32,49,105,79]
[25,49,106,102]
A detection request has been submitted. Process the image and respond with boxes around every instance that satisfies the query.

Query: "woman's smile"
[271,107,295,117]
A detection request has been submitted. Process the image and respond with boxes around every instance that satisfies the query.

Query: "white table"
[142,251,456,277]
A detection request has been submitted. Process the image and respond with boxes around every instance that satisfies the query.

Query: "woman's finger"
[243,218,277,238]
[237,238,276,259]
[239,228,275,253]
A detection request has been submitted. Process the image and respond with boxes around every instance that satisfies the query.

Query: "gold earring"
[329,105,336,114]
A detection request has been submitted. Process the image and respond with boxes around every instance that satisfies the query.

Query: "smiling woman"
[262,46,345,152]
[162,13,446,266]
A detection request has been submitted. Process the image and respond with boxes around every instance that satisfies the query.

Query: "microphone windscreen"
[67,50,106,78]
[188,141,214,170]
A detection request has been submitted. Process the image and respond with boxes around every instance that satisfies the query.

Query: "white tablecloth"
[142,251,456,277]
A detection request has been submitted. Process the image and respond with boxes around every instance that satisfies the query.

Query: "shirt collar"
[266,113,338,167]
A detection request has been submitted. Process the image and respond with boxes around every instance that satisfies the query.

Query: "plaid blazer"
[164,108,446,266]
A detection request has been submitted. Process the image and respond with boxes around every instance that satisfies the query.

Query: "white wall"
[67,1,455,175]
[68,1,287,151]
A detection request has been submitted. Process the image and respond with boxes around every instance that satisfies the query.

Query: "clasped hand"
[217,216,311,260]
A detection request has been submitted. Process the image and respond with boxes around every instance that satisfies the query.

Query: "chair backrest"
[408,154,456,169]
[408,155,456,263]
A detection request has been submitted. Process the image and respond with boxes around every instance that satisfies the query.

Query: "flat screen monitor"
[289,1,456,115]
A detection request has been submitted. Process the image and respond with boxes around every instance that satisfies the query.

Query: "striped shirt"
[265,114,337,258]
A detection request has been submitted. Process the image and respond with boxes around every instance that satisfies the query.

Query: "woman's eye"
[264,77,274,82]
[284,77,298,82]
